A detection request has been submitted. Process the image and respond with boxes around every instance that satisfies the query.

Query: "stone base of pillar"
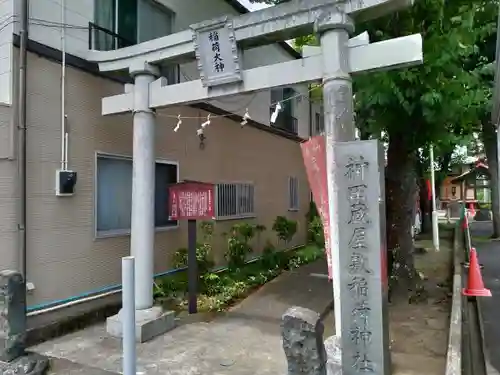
[106,306,175,343]
[0,352,50,375]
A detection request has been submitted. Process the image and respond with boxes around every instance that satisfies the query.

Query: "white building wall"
[20,0,311,137]
[0,0,15,104]
[27,0,91,56]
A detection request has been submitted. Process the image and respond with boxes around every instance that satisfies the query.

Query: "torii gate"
[91,0,422,371]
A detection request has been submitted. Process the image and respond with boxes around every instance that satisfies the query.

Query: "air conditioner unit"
[55,169,77,196]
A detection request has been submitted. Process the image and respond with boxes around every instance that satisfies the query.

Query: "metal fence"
[215,182,255,220]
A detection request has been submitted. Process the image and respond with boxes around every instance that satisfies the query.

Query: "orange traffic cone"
[463,248,491,297]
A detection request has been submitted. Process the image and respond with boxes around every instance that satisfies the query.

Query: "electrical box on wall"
[55,170,77,196]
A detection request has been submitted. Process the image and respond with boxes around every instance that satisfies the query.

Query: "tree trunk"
[386,132,421,302]
[482,121,500,238]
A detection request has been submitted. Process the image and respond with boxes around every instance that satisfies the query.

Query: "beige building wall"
[0,46,18,272]
[22,51,310,307]
[0,102,17,272]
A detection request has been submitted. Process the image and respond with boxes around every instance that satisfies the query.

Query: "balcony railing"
[88,22,134,51]
[269,107,298,135]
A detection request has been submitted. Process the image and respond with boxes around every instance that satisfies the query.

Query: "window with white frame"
[215,183,255,219]
[288,177,299,211]
[95,154,178,236]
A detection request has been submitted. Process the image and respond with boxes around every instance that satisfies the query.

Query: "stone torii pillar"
[130,62,158,310]
[106,62,177,343]
[316,10,356,340]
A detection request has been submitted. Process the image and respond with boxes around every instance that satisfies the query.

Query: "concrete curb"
[455,223,500,375]
[445,226,462,375]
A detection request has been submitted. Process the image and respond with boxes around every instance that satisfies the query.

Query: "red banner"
[169,181,215,220]
[300,136,332,279]
[426,179,432,201]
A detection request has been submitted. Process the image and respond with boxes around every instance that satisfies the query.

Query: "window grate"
[288,177,299,211]
[215,182,255,219]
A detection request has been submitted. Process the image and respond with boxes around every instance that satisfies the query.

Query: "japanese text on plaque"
[208,31,225,73]
[178,191,211,218]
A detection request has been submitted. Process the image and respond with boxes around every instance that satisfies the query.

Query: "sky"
[237,0,270,11]
[236,0,294,46]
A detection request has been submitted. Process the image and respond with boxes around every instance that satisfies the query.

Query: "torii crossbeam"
[102,34,422,115]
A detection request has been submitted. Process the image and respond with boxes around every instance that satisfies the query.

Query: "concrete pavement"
[47,358,118,375]
[470,222,500,374]
[33,259,334,375]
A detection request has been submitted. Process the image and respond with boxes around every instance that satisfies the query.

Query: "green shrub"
[308,216,325,247]
[172,245,214,272]
[306,200,319,223]
[153,273,187,298]
[272,216,298,244]
[172,221,215,274]
[259,241,287,269]
[287,245,323,269]
[200,272,224,296]
[199,220,215,237]
[224,223,256,268]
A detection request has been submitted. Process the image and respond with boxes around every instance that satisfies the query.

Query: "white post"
[130,63,158,310]
[317,12,355,339]
[496,129,500,224]
[429,144,440,251]
[122,256,136,375]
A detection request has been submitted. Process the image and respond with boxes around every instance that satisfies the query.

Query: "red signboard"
[300,136,332,279]
[168,181,215,220]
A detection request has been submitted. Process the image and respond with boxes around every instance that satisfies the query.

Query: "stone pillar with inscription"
[0,270,49,375]
[0,270,26,362]
[335,140,390,375]
[281,306,327,375]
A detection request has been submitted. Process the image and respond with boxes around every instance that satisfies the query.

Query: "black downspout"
[18,0,28,281]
